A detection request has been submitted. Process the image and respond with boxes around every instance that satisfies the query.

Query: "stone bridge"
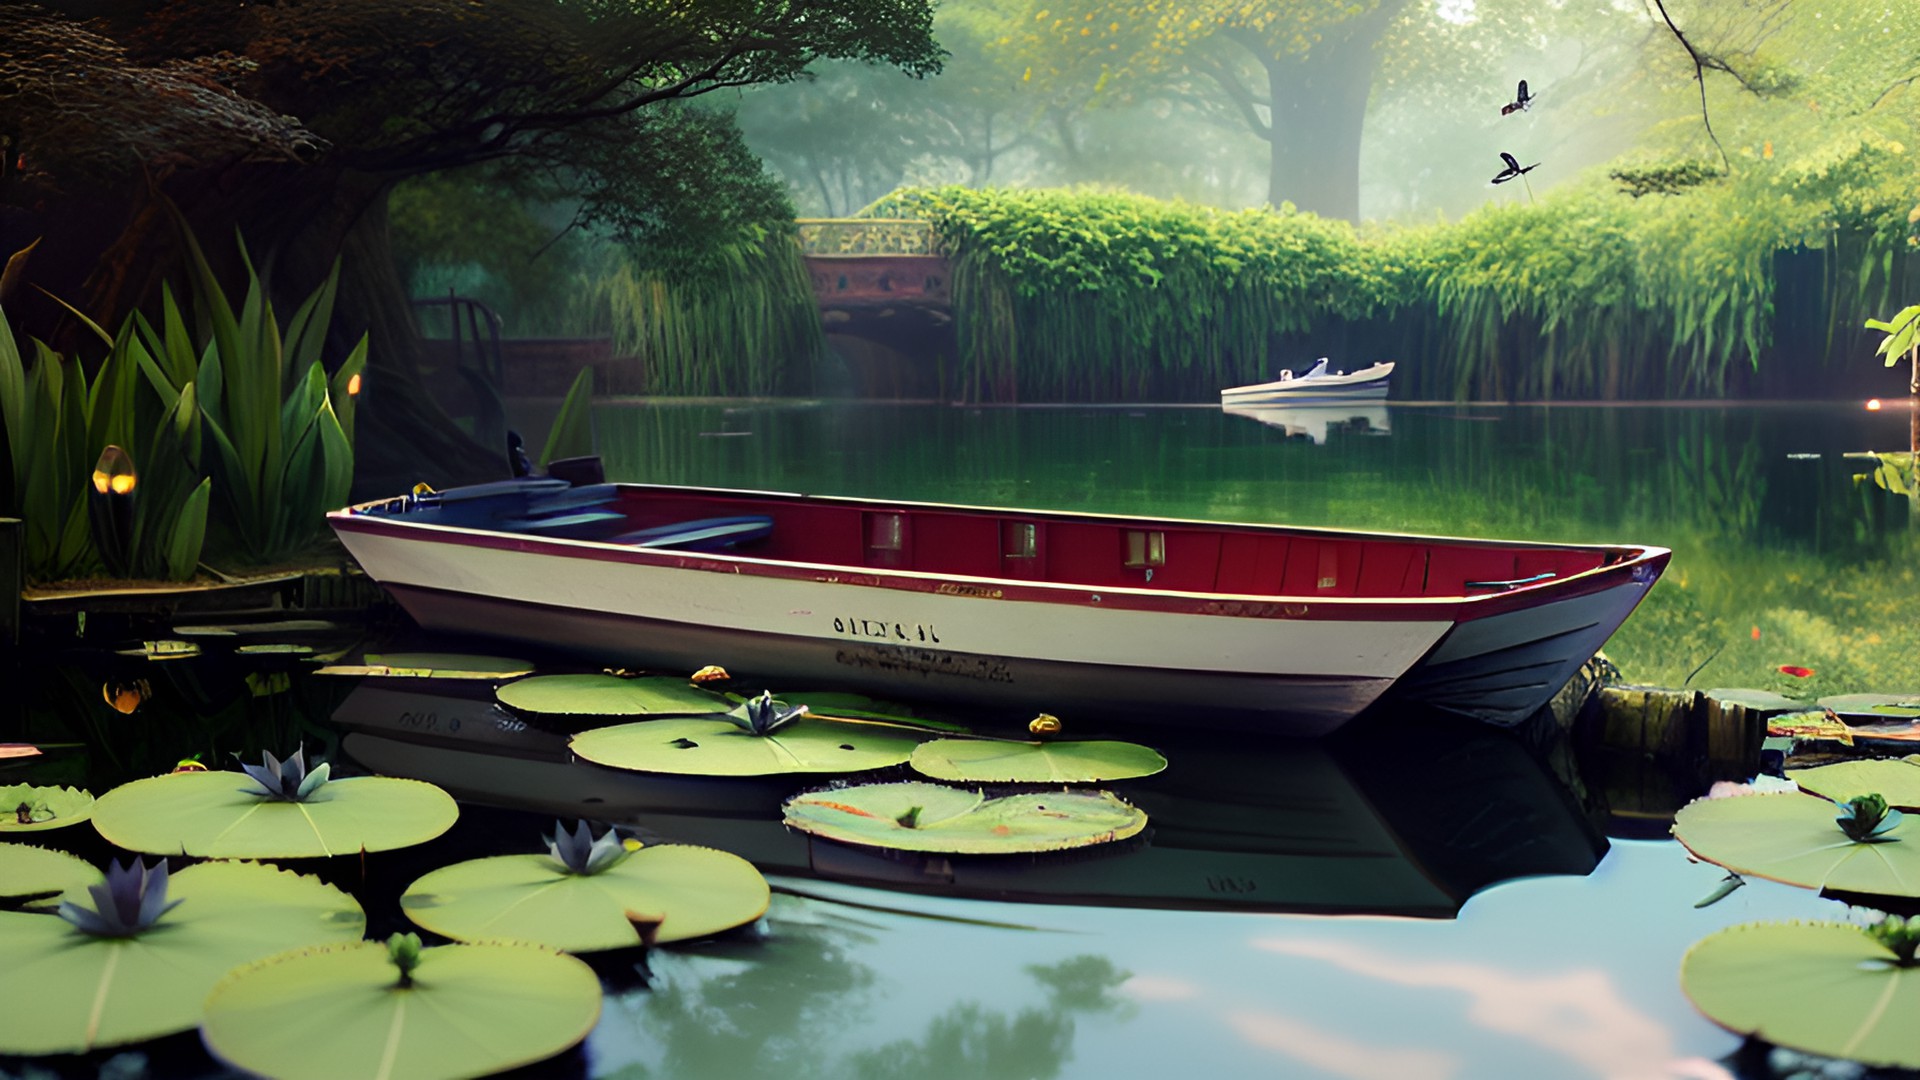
[798,219,955,396]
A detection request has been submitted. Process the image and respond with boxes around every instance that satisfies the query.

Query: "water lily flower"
[58,858,183,937]
[1836,793,1903,843]
[724,691,808,736]
[238,746,331,802]
[545,820,629,876]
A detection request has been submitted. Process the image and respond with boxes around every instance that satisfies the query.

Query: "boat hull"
[1220,362,1394,405]
[331,482,1667,737]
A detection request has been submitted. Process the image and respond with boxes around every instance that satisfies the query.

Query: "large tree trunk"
[1258,1,1410,222]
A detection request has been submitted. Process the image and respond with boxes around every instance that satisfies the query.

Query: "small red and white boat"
[329,475,1668,736]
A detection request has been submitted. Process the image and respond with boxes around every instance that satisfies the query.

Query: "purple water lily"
[239,746,331,802]
[58,859,183,937]
[725,692,808,737]
[546,820,628,876]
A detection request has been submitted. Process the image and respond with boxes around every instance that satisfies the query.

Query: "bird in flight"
[1491,152,1539,184]
[1500,80,1536,116]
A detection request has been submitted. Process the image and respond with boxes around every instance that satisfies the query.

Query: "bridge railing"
[796,219,939,256]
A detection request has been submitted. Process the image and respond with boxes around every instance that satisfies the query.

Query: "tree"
[1,0,941,486]
[1004,0,1414,220]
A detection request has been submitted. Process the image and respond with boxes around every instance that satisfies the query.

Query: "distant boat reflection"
[1221,402,1391,444]
[327,676,1605,918]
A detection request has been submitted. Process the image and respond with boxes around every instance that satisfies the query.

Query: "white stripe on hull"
[336,529,1452,681]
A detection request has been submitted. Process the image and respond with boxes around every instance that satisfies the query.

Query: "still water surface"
[11,400,1916,1079]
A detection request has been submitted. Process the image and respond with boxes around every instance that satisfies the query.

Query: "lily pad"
[1820,694,1920,720]
[317,652,539,679]
[1790,758,1920,810]
[498,673,732,717]
[1672,791,1920,896]
[773,691,969,733]
[910,738,1168,783]
[570,716,924,776]
[234,643,314,656]
[202,939,600,1080]
[1681,921,1920,1069]
[401,844,769,951]
[783,781,1149,854]
[0,860,365,1055]
[1705,688,1807,713]
[91,770,459,858]
[0,843,100,900]
[0,783,95,833]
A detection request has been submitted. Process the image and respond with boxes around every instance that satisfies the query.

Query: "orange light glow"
[1868,399,1883,410]
[347,373,362,396]
[91,445,136,495]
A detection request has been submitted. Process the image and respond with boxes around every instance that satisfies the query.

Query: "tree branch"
[1643,0,1730,173]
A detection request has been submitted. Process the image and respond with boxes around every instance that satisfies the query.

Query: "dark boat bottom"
[384,584,1392,736]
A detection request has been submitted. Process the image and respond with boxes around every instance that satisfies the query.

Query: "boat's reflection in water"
[329,677,1606,918]
[1220,402,1390,444]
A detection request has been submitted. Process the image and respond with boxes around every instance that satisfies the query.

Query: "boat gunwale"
[329,482,1669,619]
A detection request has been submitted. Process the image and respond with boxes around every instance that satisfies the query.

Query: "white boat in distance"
[330,472,1668,737]
[1221,358,1394,405]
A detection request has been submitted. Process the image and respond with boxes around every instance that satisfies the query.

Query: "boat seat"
[612,516,774,552]
[502,510,628,534]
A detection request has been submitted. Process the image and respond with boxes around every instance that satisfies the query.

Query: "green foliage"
[539,368,597,467]
[1609,161,1724,199]
[594,232,825,396]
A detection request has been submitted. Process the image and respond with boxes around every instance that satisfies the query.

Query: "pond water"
[7,399,1917,1079]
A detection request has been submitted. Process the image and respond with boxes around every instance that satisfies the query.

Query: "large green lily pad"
[1672,791,1920,896]
[571,716,925,776]
[202,939,600,1080]
[1682,921,1920,1069]
[783,781,1149,854]
[772,691,969,733]
[0,860,365,1055]
[401,844,769,951]
[91,770,459,858]
[318,652,539,679]
[0,843,100,900]
[498,674,732,717]
[909,738,1167,783]
[0,783,95,833]
[1705,688,1806,713]
[1789,758,1920,809]
[1821,694,1920,720]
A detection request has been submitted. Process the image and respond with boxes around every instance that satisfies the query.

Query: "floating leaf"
[498,673,732,717]
[910,738,1168,783]
[1681,921,1920,1070]
[771,691,969,733]
[317,652,538,679]
[1,744,44,760]
[1821,694,1920,720]
[234,643,314,656]
[0,842,101,900]
[91,769,458,858]
[570,716,924,776]
[0,783,94,833]
[1790,758,1920,810]
[401,842,769,951]
[783,782,1148,854]
[1705,688,1804,712]
[202,939,600,1080]
[1766,709,1854,745]
[114,639,200,660]
[0,861,365,1055]
[1672,791,1920,896]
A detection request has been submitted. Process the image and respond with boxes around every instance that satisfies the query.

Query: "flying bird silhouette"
[1500,80,1536,116]
[1491,152,1539,184]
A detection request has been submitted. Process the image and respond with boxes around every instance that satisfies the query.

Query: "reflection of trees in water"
[848,956,1133,1080]
[609,918,1130,1080]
